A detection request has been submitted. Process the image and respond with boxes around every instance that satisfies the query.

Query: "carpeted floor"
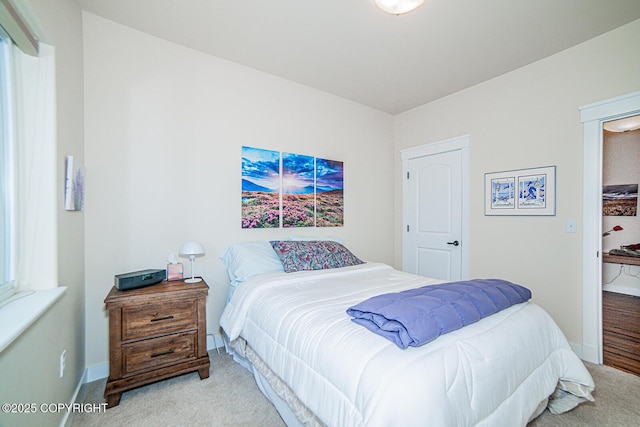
[69,350,285,427]
[529,362,640,426]
[69,350,640,426]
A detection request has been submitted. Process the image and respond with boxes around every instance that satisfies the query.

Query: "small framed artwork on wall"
[484,166,556,216]
[64,155,85,211]
[603,184,638,216]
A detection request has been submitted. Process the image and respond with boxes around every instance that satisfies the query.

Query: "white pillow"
[219,241,284,283]
[287,235,343,243]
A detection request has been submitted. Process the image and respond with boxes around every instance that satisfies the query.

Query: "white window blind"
[0,0,56,305]
[14,41,58,291]
[0,24,17,303]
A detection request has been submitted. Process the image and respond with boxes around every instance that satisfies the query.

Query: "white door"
[403,149,463,281]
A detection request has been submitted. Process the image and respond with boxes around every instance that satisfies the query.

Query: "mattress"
[220,262,594,426]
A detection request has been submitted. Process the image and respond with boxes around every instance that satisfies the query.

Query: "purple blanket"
[346,279,531,349]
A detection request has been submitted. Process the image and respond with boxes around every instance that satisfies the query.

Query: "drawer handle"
[151,349,175,358]
[150,315,174,322]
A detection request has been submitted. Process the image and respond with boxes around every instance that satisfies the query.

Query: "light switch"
[566,219,577,233]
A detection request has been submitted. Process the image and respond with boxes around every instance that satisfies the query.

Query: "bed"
[219,240,595,427]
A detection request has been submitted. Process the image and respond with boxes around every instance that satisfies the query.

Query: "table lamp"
[179,240,205,283]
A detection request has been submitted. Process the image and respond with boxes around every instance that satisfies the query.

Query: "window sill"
[0,287,67,353]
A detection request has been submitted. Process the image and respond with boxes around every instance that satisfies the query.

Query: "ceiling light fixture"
[603,115,640,133]
[374,0,426,15]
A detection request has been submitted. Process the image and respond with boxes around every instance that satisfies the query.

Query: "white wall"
[394,19,640,347]
[83,13,395,369]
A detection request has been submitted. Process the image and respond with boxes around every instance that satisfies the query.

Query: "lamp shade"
[179,240,205,258]
[178,240,205,283]
[374,0,426,15]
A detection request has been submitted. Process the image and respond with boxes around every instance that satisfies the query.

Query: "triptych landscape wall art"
[241,146,344,228]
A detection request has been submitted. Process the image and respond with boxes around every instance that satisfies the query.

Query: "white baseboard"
[603,283,640,297]
[581,343,600,364]
[569,341,582,359]
[60,369,86,427]
[569,341,602,364]
[85,362,109,383]
[207,333,224,353]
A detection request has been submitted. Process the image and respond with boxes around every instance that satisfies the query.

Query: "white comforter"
[220,263,594,427]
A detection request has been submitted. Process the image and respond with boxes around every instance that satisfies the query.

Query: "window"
[0,0,57,307]
[0,24,17,303]
[0,1,63,353]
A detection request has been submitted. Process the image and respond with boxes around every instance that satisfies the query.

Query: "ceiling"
[78,0,640,115]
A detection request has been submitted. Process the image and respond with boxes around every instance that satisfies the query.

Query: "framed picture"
[316,158,344,227]
[484,166,556,216]
[603,184,638,216]
[241,146,280,228]
[240,146,345,229]
[64,155,85,211]
[282,152,315,228]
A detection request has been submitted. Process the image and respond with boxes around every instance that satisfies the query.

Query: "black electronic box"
[114,269,166,291]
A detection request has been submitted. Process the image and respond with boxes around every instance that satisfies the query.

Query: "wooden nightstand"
[104,278,210,407]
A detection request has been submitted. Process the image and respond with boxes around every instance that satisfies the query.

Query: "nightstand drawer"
[122,299,197,341]
[123,331,196,376]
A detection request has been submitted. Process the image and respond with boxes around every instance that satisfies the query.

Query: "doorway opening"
[601,115,640,375]
[580,91,640,365]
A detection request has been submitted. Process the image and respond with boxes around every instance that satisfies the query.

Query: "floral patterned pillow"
[269,240,364,273]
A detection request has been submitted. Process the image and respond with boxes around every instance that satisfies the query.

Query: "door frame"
[579,90,640,363]
[401,134,470,280]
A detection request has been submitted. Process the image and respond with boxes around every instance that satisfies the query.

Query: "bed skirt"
[229,337,324,427]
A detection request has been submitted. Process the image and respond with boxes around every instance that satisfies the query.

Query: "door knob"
[447,240,460,246]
